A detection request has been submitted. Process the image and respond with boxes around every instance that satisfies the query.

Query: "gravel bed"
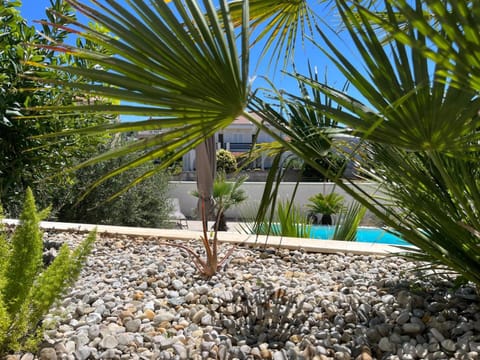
[10,231,480,360]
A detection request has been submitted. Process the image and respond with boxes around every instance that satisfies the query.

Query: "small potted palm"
[307,192,345,225]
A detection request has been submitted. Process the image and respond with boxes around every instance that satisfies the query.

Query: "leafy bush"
[216,149,237,174]
[0,1,113,218]
[56,152,172,228]
[0,188,95,354]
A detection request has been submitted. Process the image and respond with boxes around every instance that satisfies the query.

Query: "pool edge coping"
[3,219,414,256]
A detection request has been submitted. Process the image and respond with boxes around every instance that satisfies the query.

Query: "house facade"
[136,114,359,177]
[181,113,281,171]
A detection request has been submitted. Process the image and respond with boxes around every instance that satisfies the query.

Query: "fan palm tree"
[192,172,248,231]
[26,0,480,284]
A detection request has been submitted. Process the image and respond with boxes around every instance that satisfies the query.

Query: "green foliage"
[192,172,248,231]
[0,188,96,354]
[0,0,114,217]
[332,202,366,241]
[216,149,238,174]
[288,0,480,285]
[25,0,249,201]
[274,199,312,238]
[212,172,248,214]
[363,145,480,279]
[307,192,345,225]
[302,151,347,181]
[57,146,172,228]
[2,189,47,316]
[242,199,312,238]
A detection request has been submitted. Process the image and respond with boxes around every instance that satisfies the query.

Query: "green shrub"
[56,153,172,228]
[216,149,237,174]
[0,188,95,354]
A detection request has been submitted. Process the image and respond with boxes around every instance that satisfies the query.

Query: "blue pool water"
[310,226,411,246]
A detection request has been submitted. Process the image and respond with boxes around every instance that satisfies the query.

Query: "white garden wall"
[168,181,384,225]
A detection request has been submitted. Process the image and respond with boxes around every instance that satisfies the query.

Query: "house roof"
[232,112,262,125]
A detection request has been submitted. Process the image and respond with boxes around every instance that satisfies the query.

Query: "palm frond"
[228,0,318,69]
[378,0,480,92]
[307,0,480,153]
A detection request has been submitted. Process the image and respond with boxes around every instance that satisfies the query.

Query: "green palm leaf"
[302,0,480,153]
[26,0,249,194]
[377,0,480,92]
[228,0,318,68]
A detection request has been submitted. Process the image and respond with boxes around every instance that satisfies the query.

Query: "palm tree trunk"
[195,136,217,227]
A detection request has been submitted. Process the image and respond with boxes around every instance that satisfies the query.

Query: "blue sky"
[19,0,362,120]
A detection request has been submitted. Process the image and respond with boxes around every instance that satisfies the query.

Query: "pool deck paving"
[3,219,409,256]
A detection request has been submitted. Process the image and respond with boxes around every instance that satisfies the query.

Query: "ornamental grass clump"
[0,188,96,354]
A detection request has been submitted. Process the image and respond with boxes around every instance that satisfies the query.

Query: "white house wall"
[168,181,385,225]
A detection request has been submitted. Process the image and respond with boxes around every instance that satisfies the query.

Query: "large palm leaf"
[228,0,318,68]
[27,0,249,196]
[304,0,480,152]
[373,0,480,92]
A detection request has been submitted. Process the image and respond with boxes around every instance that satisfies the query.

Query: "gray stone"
[195,285,210,295]
[100,335,119,349]
[125,319,141,332]
[366,328,381,342]
[88,324,100,339]
[396,311,410,325]
[343,277,355,287]
[200,313,214,326]
[378,337,394,352]
[27,231,480,360]
[430,328,445,342]
[167,296,185,306]
[192,309,208,324]
[39,348,57,360]
[153,311,175,324]
[469,342,480,352]
[402,323,423,335]
[62,341,75,354]
[117,333,135,346]
[72,334,90,348]
[99,349,121,359]
[334,351,351,360]
[440,339,456,353]
[415,344,428,358]
[171,279,184,290]
[172,343,188,360]
[74,346,93,360]
[154,335,176,350]
[381,294,395,305]
[273,350,289,360]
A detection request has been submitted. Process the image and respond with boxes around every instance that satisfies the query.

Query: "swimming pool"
[310,226,411,246]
